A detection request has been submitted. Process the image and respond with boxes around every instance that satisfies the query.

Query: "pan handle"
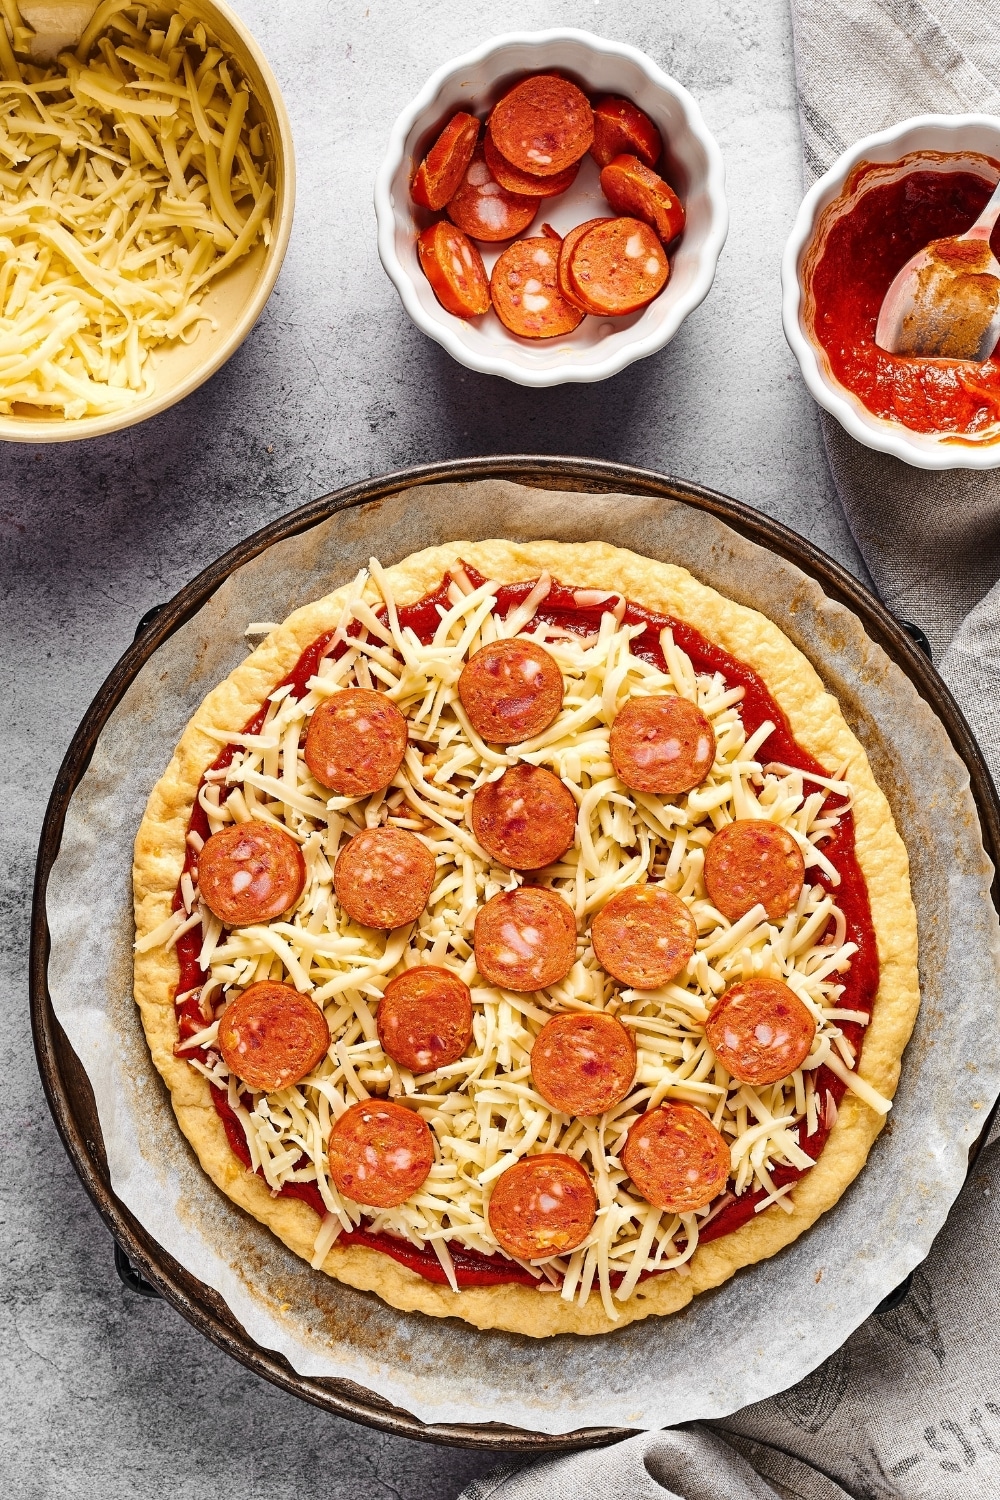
[114,1241,160,1298]
[900,620,932,660]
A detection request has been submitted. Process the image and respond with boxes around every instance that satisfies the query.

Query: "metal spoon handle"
[965,177,1000,241]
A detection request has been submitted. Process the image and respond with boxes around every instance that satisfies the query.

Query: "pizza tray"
[30,457,1000,1451]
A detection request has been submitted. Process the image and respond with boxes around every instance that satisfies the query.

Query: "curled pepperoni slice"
[531,1012,636,1116]
[490,236,585,339]
[418,221,490,318]
[198,823,305,927]
[458,637,563,744]
[621,1102,730,1213]
[474,887,577,992]
[218,981,330,1092]
[566,216,670,317]
[484,127,580,197]
[304,688,408,797]
[446,147,538,242]
[488,1153,597,1260]
[327,1098,434,1209]
[706,978,816,1086]
[557,216,613,309]
[488,75,594,178]
[591,97,663,170]
[610,695,716,795]
[703,819,806,922]
[334,827,435,929]
[410,111,480,211]
[472,763,577,870]
[591,885,697,990]
[377,966,473,1073]
[600,154,686,244]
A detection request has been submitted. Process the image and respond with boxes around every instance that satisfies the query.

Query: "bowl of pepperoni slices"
[374,29,728,386]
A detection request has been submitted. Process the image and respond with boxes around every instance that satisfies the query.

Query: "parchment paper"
[46,479,1000,1435]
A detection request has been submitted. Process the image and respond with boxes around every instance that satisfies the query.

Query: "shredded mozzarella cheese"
[0,0,272,418]
[154,559,891,1310]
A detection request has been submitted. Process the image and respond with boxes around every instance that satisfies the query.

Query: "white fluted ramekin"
[374,29,728,388]
[781,114,1000,471]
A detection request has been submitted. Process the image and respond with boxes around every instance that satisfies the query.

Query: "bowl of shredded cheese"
[0,0,294,441]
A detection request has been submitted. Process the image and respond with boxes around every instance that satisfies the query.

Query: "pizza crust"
[133,538,919,1337]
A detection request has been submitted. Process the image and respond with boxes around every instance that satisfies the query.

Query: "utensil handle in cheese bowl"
[14,0,101,62]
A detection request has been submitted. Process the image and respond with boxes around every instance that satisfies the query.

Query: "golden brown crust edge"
[133,538,920,1337]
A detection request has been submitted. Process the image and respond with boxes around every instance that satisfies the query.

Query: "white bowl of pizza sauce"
[374,30,729,387]
[782,114,1000,470]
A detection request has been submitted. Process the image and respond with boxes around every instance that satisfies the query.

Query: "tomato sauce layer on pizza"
[133,539,919,1337]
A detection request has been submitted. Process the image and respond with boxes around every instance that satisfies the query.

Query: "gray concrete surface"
[1,1,868,1495]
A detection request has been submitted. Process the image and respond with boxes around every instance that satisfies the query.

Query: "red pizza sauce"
[808,157,1000,437]
[171,567,879,1289]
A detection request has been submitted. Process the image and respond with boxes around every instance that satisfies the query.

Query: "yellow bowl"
[0,0,295,444]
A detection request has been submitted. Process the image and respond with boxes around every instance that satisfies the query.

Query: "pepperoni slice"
[377,966,473,1073]
[706,978,816,1086]
[458,637,564,744]
[621,1102,730,1213]
[472,763,577,870]
[566,216,670,317]
[591,885,697,990]
[198,823,305,927]
[483,127,580,197]
[610,695,716,795]
[446,147,538,242]
[556,216,613,309]
[600,154,685,245]
[703,819,806,922]
[474,887,577,992]
[487,1153,597,1259]
[410,111,480,211]
[591,97,663,170]
[304,688,408,797]
[327,1098,434,1208]
[334,827,436,929]
[218,981,330,1092]
[488,75,594,178]
[417,221,490,318]
[531,1012,636,1116]
[490,235,585,339]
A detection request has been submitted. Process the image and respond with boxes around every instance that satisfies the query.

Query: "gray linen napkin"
[792,0,1000,682]
[459,5,1000,1495]
[461,1139,1000,1500]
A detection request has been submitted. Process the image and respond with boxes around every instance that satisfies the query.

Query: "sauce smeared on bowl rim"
[802,150,1000,444]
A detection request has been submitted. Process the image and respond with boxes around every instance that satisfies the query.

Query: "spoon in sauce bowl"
[875,177,1000,361]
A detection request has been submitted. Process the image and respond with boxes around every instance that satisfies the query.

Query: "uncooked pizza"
[132,539,919,1337]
